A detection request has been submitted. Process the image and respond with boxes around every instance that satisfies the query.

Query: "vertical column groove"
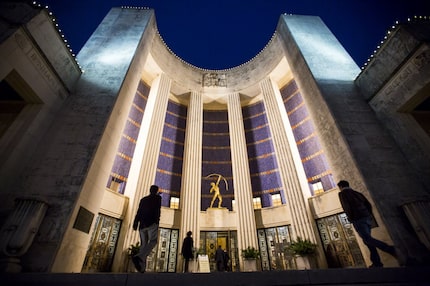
[125,73,171,248]
[227,93,258,253]
[261,77,316,241]
[180,91,203,249]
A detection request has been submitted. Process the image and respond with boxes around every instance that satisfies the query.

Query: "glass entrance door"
[257,225,294,270]
[199,231,239,272]
[146,228,179,272]
[317,213,365,268]
[82,214,121,272]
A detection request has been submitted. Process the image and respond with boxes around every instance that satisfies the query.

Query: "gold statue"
[206,174,228,208]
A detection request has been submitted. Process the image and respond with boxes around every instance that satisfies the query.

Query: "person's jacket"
[338,187,372,222]
[181,236,194,259]
[133,193,161,230]
[215,247,224,262]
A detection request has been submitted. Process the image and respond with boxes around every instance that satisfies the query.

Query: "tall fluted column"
[227,93,258,256]
[260,77,315,241]
[124,73,171,248]
[180,91,203,250]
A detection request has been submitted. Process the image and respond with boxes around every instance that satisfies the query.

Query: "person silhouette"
[181,231,194,272]
[223,249,230,271]
[337,180,397,268]
[132,185,161,273]
[215,245,225,271]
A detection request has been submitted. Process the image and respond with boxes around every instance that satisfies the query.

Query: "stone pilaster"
[260,77,316,241]
[180,91,203,247]
[124,73,171,247]
[227,93,258,252]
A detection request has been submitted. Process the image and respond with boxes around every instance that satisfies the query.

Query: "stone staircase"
[2,267,430,286]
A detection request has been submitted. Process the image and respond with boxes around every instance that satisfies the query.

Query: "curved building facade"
[1,3,429,273]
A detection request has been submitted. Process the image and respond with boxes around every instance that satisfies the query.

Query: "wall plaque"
[73,206,94,234]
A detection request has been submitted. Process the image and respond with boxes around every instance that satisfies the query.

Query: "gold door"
[200,231,238,272]
[317,213,365,268]
[82,214,121,272]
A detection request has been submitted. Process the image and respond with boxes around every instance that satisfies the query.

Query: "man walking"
[132,185,162,272]
[337,180,397,267]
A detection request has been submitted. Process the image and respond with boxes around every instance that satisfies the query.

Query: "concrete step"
[2,267,430,286]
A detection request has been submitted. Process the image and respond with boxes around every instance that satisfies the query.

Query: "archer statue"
[205,174,228,208]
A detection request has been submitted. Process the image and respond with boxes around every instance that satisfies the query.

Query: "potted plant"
[197,247,206,256]
[288,237,317,269]
[128,242,140,256]
[241,246,260,271]
[127,242,140,272]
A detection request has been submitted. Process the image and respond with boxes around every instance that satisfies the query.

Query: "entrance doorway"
[316,213,365,268]
[82,214,121,272]
[257,225,294,270]
[146,228,179,272]
[199,231,239,271]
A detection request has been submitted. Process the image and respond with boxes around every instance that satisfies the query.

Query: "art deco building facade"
[0,2,429,273]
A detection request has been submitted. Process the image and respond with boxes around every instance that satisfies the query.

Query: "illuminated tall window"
[312,181,324,195]
[271,194,282,207]
[253,197,262,209]
[170,197,179,209]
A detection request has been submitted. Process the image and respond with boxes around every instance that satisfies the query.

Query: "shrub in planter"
[241,246,260,259]
[288,237,317,269]
[128,242,140,256]
[289,237,316,256]
[126,242,141,272]
[241,246,260,272]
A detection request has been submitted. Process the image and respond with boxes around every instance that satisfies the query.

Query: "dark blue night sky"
[40,0,429,70]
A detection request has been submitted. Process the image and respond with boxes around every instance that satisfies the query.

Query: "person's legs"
[353,218,383,267]
[365,235,396,256]
[217,260,224,271]
[138,223,159,271]
[184,257,189,272]
[141,228,149,246]
[132,227,149,272]
[356,217,397,255]
[136,228,149,260]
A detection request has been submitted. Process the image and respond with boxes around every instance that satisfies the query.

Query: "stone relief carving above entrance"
[202,73,227,87]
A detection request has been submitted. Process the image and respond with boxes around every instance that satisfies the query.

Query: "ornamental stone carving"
[202,73,227,87]
[0,198,48,272]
